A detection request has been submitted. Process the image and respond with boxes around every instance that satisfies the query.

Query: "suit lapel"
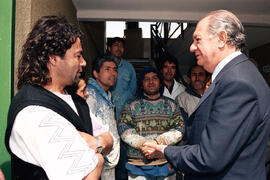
[192,81,215,113]
[191,53,248,114]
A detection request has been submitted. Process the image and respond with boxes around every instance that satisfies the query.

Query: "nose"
[149,78,155,84]
[190,42,197,52]
[110,69,117,77]
[80,57,86,67]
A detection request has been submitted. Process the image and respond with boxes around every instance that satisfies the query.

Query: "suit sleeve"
[164,79,259,174]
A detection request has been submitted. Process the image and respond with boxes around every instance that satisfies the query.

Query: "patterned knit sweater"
[118,95,185,166]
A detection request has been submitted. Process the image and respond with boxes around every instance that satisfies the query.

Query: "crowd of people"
[3,9,270,180]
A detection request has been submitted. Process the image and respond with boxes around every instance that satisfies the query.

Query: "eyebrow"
[75,50,83,55]
[104,65,117,68]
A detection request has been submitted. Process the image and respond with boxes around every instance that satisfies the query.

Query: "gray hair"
[204,10,246,51]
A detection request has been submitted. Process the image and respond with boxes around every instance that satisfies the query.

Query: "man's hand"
[141,140,157,159]
[78,131,113,155]
[97,132,113,155]
[78,131,97,150]
[142,141,166,159]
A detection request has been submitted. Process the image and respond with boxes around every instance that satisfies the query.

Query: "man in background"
[66,77,88,100]
[160,56,185,100]
[177,65,209,117]
[107,37,137,180]
[86,54,120,179]
[107,37,137,121]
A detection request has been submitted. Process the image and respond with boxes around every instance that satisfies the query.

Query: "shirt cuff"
[162,145,167,154]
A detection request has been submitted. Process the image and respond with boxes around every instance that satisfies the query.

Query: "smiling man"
[5,16,104,180]
[160,56,185,100]
[118,66,184,180]
[86,54,120,180]
[143,10,270,180]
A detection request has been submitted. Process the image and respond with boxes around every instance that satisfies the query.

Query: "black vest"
[5,84,93,179]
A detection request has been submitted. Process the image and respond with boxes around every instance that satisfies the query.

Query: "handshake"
[141,140,167,159]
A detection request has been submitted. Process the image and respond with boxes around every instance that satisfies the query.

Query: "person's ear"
[49,55,57,66]
[107,46,111,52]
[187,76,191,84]
[93,70,98,79]
[217,31,227,48]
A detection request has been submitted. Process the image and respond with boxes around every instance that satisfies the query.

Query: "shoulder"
[11,106,98,180]
[126,96,140,104]
[12,105,73,137]
[177,90,193,100]
[174,80,185,89]
[121,59,135,69]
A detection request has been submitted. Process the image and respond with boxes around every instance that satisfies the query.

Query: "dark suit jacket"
[164,54,270,180]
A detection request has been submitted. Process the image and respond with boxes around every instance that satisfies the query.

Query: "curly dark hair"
[17,16,83,89]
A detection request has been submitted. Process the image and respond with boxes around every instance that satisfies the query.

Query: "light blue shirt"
[111,58,137,121]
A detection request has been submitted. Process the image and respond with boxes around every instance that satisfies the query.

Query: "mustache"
[109,76,117,81]
[165,73,173,76]
[115,50,122,54]
[193,80,204,84]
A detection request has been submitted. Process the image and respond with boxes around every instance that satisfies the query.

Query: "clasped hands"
[141,140,166,159]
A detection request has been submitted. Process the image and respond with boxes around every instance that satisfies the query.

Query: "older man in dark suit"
[143,10,270,180]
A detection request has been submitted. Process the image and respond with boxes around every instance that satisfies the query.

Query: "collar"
[117,58,123,66]
[212,51,241,82]
[165,79,175,93]
[88,77,111,100]
[186,86,201,98]
[143,93,161,100]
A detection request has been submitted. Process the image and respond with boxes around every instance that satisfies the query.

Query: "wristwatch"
[95,136,103,154]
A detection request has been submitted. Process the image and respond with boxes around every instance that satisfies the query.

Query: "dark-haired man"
[5,16,107,180]
[86,55,120,180]
[107,37,137,180]
[118,66,184,180]
[107,37,137,121]
[177,65,209,117]
[160,56,185,100]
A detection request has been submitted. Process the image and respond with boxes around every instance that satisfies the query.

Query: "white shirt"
[9,93,98,180]
[212,51,242,82]
[163,79,185,100]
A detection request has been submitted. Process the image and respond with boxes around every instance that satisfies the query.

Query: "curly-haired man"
[5,16,112,180]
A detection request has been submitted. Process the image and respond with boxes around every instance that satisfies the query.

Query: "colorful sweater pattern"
[118,95,184,166]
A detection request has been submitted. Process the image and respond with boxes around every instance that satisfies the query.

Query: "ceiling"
[72,0,270,49]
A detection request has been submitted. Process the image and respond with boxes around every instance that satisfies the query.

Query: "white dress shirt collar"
[212,51,242,82]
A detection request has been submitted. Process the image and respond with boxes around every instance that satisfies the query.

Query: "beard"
[73,76,80,85]
[192,81,205,90]
[144,87,159,96]
[163,73,174,82]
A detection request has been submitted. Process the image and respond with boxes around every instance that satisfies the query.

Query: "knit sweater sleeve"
[155,104,185,145]
[118,103,147,149]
